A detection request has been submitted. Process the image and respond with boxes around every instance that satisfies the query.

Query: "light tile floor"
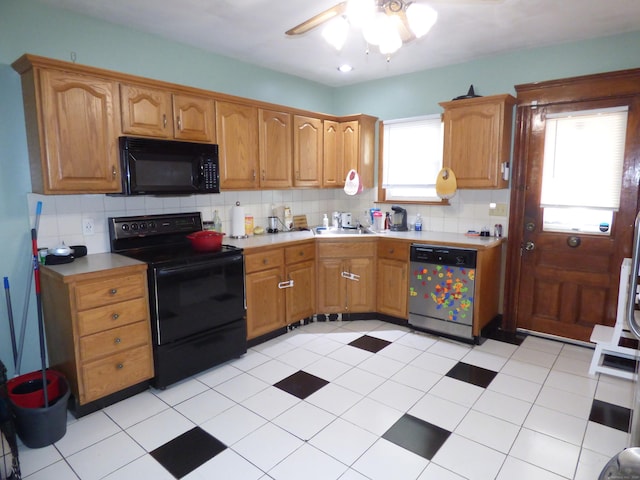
[16,319,634,479]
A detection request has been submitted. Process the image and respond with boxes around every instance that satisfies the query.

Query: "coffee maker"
[390,206,408,231]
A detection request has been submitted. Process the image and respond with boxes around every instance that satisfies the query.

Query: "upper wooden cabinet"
[259,109,292,188]
[216,101,259,189]
[322,115,377,189]
[13,57,122,194]
[293,115,323,188]
[440,94,515,189]
[120,84,215,142]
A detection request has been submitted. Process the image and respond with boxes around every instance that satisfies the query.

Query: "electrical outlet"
[82,218,95,235]
[489,203,508,216]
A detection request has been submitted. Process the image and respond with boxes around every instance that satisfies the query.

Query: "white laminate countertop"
[225,229,504,250]
[42,252,146,278]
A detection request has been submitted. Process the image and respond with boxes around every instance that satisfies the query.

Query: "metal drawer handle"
[110,288,117,295]
[263,258,268,264]
[116,363,124,369]
[389,249,394,254]
[114,337,121,344]
[112,313,119,320]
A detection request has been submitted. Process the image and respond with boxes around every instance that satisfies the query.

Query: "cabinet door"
[216,101,259,189]
[340,120,359,180]
[293,115,322,187]
[323,120,342,187]
[173,93,215,142]
[259,109,292,188]
[39,69,121,193]
[286,260,315,324]
[317,258,346,313]
[245,268,286,339]
[377,258,408,318]
[441,95,514,189]
[120,83,172,138]
[347,257,375,312]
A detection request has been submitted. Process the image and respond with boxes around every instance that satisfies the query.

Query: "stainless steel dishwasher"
[408,244,477,343]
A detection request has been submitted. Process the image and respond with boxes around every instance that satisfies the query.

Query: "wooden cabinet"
[440,94,515,189]
[245,241,315,339]
[39,258,153,408]
[13,56,121,194]
[322,116,377,188]
[376,239,409,318]
[293,115,323,187]
[259,109,292,188]
[317,240,376,313]
[120,84,215,142]
[216,100,259,189]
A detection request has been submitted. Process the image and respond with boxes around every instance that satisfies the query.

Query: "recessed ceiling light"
[338,64,353,73]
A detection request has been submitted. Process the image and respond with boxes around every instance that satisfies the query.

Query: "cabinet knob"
[299,251,304,256]
[110,288,117,295]
[112,166,117,179]
[112,313,119,320]
[114,337,121,344]
[263,258,268,264]
[116,363,124,369]
[389,248,394,254]
[163,114,167,128]
[177,117,182,131]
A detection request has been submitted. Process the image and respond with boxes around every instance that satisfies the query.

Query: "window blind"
[382,115,443,189]
[540,106,628,210]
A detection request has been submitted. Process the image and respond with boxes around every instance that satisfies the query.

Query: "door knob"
[524,241,535,251]
[567,236,581,248]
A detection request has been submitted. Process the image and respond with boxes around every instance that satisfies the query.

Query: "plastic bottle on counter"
[212,210,222,233]
[384,212,391,230]
[415,213,422,231]
[322,214,329,228]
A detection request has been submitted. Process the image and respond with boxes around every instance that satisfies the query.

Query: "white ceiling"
[37,0,640,87]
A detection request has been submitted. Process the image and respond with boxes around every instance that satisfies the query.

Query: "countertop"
[225,229,504,251]
[41,252,147,279]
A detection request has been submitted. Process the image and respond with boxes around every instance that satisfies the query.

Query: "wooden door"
[173,93,215,142]
[39,69,121,193]
[120,83,172,138]
[323,120,341,187]
[317,258,346,313]
[286,260,315,323]
[293,115,322,187]
[216,101,259,189]
[377,258,408,318]
[347,257,375,312]
[259,109,292,188]
[506,71,640,342]
[245,268,285,339]
[340,120,359,181]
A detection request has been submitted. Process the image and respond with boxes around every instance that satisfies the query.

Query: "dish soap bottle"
[322,213,329,228]
[213,210,222,233]
[415,213,422,231]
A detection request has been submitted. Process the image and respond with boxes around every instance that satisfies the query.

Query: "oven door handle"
[154,254,243,277]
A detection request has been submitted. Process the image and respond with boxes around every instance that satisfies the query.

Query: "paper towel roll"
[231,204,246,238]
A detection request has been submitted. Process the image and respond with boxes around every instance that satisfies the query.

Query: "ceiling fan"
[286,0,505,56]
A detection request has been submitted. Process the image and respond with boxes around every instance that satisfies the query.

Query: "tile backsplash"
[28,187,510,254]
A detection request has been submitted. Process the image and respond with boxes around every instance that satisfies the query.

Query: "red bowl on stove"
[186,230,225,251]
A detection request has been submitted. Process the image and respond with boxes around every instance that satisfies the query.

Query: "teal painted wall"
[1,0,639,377]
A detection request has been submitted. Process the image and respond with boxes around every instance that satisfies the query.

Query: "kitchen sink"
[314,227,375,235]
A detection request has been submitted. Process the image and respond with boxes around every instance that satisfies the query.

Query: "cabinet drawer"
[74,273,146,311]
[245,248,284,273]
[77,297,149,337]
[377,240,409,261]
[285,242,315,264]
[80,321,151,363]
[81,344,153,404]
[318,241,376,258]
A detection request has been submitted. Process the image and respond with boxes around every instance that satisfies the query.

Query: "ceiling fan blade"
[286,2,348,36]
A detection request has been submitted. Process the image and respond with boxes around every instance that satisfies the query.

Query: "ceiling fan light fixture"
[345,0,376,28]
[361,11,387,46]
[378,17,403,55]
[322,16,350,50]
[406,3,438,38]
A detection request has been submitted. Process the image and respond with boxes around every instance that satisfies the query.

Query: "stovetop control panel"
[109,212,202,241]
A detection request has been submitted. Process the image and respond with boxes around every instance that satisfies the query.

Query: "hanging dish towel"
[435,167,457,200]
[344,169,363,196]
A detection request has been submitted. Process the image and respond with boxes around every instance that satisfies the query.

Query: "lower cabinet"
[317,240,376,314]
[245,241,315,339]
[376,239,409,318]
[40,261,154,407]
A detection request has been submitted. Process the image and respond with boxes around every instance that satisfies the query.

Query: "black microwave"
[117,136,219,195]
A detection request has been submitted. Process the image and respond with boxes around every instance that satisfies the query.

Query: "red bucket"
[7,370,62,408]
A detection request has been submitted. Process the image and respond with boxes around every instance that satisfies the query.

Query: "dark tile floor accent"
[382,414,451,460]
[150,426,226,478]
[589,399,632,433]
[446,361,498,388]
[602,353,636,373]
[349,335,392,353]
[274,370,329,399]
